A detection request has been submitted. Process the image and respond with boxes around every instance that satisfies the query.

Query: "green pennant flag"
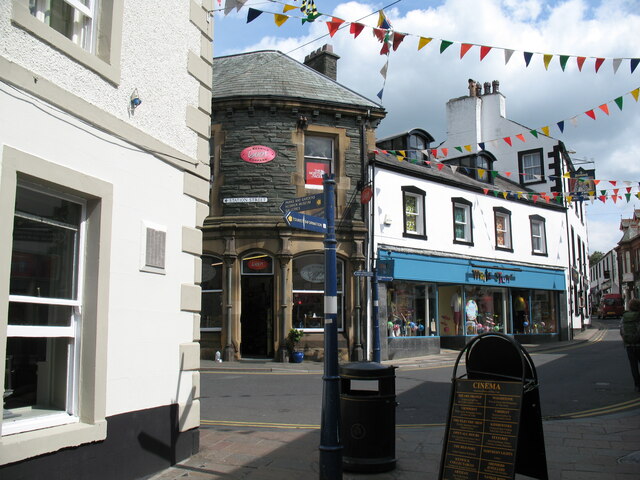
[454,146,463,153]
[530,130,539,138]
[601,190,607,196]
[491,170,499,178]
[625,193,631,202]
[615,96,624,111]
[440,40,453,53]
[559,55,569,71]
[492,190,500,197]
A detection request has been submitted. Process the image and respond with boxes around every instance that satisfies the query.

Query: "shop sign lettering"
[472,269,516,284]
[240,145,276,164]
[247,258,269,270]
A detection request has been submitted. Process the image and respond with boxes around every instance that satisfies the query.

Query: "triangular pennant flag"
[478,142,485,150]
[594,57,605,73]
[631,88,639,102]
[615,96,624,110]
[599,195,606,203]
[380,42,390,55]
[562,172,571,179]
[464,145,472,152]
[377,10,391,30]
[440,40,453,53]
[543,54,553,70]
[460,43,473,58]
[570,116,578,127]
[455,146,463,153]
[612,195,619,204]
[516,133,526,142]
[441,148,448,157]
[626,187,632,193]
[377,88,384,99]
[236,0,249,11]
[373,28,386,42]
[503,137,512,146]
[478,168,486,178]
[559,55,569,71]
[437,163,445,171]
[585,109,596,120]
[326,18,344,37]
[492,190,500,197]
[524,52,533,67]
[247,7,262,23]
[418,37,433,51]
[392,33,406,51]
[225,0,238,15]
[557,121,565,133]
[593,179,600,186]
[480,45,492,61]
[274,14,289,26]
[491,170,499,179]
[625,193,632,202]
[532,195,539,203]
[396,155,404,162]
[577,56,586,71]
[632,59,640,74]
[613,58,622,74]
[530,129,539,138]
[566,195,573,203]
[451,165,459,174]
[399,150,406,158]
[283,4,297,13]
[506,172,513,178]
[610,180,617,186]
[380,62,388,78]
[541,126,550,136]
[613,188,619,196]
[350,22,365,38]
[483,188,489,195]
[504,49,514,65]
[599,104,610,115]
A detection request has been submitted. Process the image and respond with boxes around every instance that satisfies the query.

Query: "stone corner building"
[202,45,385,362]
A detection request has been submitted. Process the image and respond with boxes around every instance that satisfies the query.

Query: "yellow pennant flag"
[541,126,550,136]
[543,54,553,70]
[566,195,573,203]
[632,88,639,102]
[502,192,508,199]
[478,168,486,178]
[283,4,297,13]
[418,37,433,51]
[274,14,289,26]
[399,150,406,157]
[396,155,404,162]
[563,172,571,178]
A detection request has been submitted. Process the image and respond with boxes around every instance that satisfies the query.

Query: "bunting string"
[234,1,640,74]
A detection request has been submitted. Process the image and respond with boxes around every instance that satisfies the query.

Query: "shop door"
[240,275,274,357]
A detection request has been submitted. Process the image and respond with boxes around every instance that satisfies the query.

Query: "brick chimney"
[304,44,340,81]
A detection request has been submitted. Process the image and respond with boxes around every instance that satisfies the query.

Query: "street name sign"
[279,193,324,214]
[284,211,327,233]
[353,270,374,277]
[377,276,394,282]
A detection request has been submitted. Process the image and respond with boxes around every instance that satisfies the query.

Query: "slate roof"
[212,50,383,111]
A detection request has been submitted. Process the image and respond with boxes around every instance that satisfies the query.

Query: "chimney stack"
[492,80,500,94]
[304,44,340,81]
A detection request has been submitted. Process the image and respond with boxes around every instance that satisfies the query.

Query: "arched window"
[292,254,344,331]
[201,255,223,330]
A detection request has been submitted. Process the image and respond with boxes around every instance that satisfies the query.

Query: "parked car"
[598,294,625,318]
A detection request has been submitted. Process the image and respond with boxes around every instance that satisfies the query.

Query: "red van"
[598,294,625,318]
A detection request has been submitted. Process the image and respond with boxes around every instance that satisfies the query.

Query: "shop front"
[379,250,567,356]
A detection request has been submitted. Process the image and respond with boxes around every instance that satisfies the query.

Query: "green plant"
[286,328,304,353]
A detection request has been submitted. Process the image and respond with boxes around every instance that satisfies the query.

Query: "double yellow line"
[546,397,640,420]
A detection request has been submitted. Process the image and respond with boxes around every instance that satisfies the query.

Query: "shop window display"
[387,281,436,337]
[438,285,462,336]
[463,286,508,335]
[511,289,557,334]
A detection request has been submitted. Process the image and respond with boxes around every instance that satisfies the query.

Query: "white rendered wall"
[373,167,569,270]
[0,1,202,159]
[1,84,197,416]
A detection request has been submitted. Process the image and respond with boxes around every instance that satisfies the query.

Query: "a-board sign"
[440,379,522,480]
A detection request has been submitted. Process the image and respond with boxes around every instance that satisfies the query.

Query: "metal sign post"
[319,174,342,480]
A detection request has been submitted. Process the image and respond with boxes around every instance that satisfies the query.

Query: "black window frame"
[402,186,427,239]
[452,197,473,246]
[518,148,545,185]
[494,207,513,252]
[529,214,548,256]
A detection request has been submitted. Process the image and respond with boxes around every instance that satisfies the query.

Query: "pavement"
[147,325,640,479]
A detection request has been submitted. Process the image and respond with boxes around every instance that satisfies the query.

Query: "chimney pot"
[468,79,476,97]
[492,80,500,94]
[483,82,491,95]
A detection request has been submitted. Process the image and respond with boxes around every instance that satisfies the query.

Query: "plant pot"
[290,351,304,363]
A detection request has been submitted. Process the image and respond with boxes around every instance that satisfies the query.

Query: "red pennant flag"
[441,148,449,157]
[326,18,344,37]
[380,42,390,55]
[483,188,489,195]
[505,172,512,177]
[516,133,526,142]
[431,149,438,157]
[480,45,492,61]
[577,56,586,71]
[349,22,365,38]
[532,195,539,203]
[612,195,619,203]
[373,28,386,42]
[460,43,473,58]
[585,109,596,120]
[437,163,445,171]
[599,195,606,203]
[610,180,617,186]
[613,188,620,195]
[594,57,605,73]
[503,137,513,146]
[593,179,600,186]
[627,187,632,193]
[392,32,406,51]
[599,104,610,115]
[552,192,560,199]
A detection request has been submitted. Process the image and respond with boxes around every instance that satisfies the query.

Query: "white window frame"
[494,208,512,250]
[519,149,544,184]
[304,135,334,190]
[452,199,473,244]
[30,0,98,53]
[4,183,86,436]
[530,215,547,255]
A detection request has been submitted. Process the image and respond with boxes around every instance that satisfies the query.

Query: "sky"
[212,0,640,255]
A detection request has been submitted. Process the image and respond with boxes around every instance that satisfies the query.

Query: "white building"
[589,249,620,309]
[1,2,212,478]
[368,81,590,358]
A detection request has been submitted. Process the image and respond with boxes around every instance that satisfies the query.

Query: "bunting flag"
[239,5,640,74]
[326,17,344,37]
[350,22,365,38]
[274,13,289,26]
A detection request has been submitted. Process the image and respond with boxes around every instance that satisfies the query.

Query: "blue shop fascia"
[377,248,567,358]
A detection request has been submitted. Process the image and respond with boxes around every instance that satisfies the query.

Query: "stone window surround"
[0,146,112,465]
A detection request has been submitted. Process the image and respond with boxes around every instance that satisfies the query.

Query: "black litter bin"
[339,361,397,473]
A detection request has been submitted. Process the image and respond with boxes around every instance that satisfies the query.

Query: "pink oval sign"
[241,145,276,164]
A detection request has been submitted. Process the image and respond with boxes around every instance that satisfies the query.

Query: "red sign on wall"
[247,258,269,271]
[240,145,276,164]
[305,160,330,186]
